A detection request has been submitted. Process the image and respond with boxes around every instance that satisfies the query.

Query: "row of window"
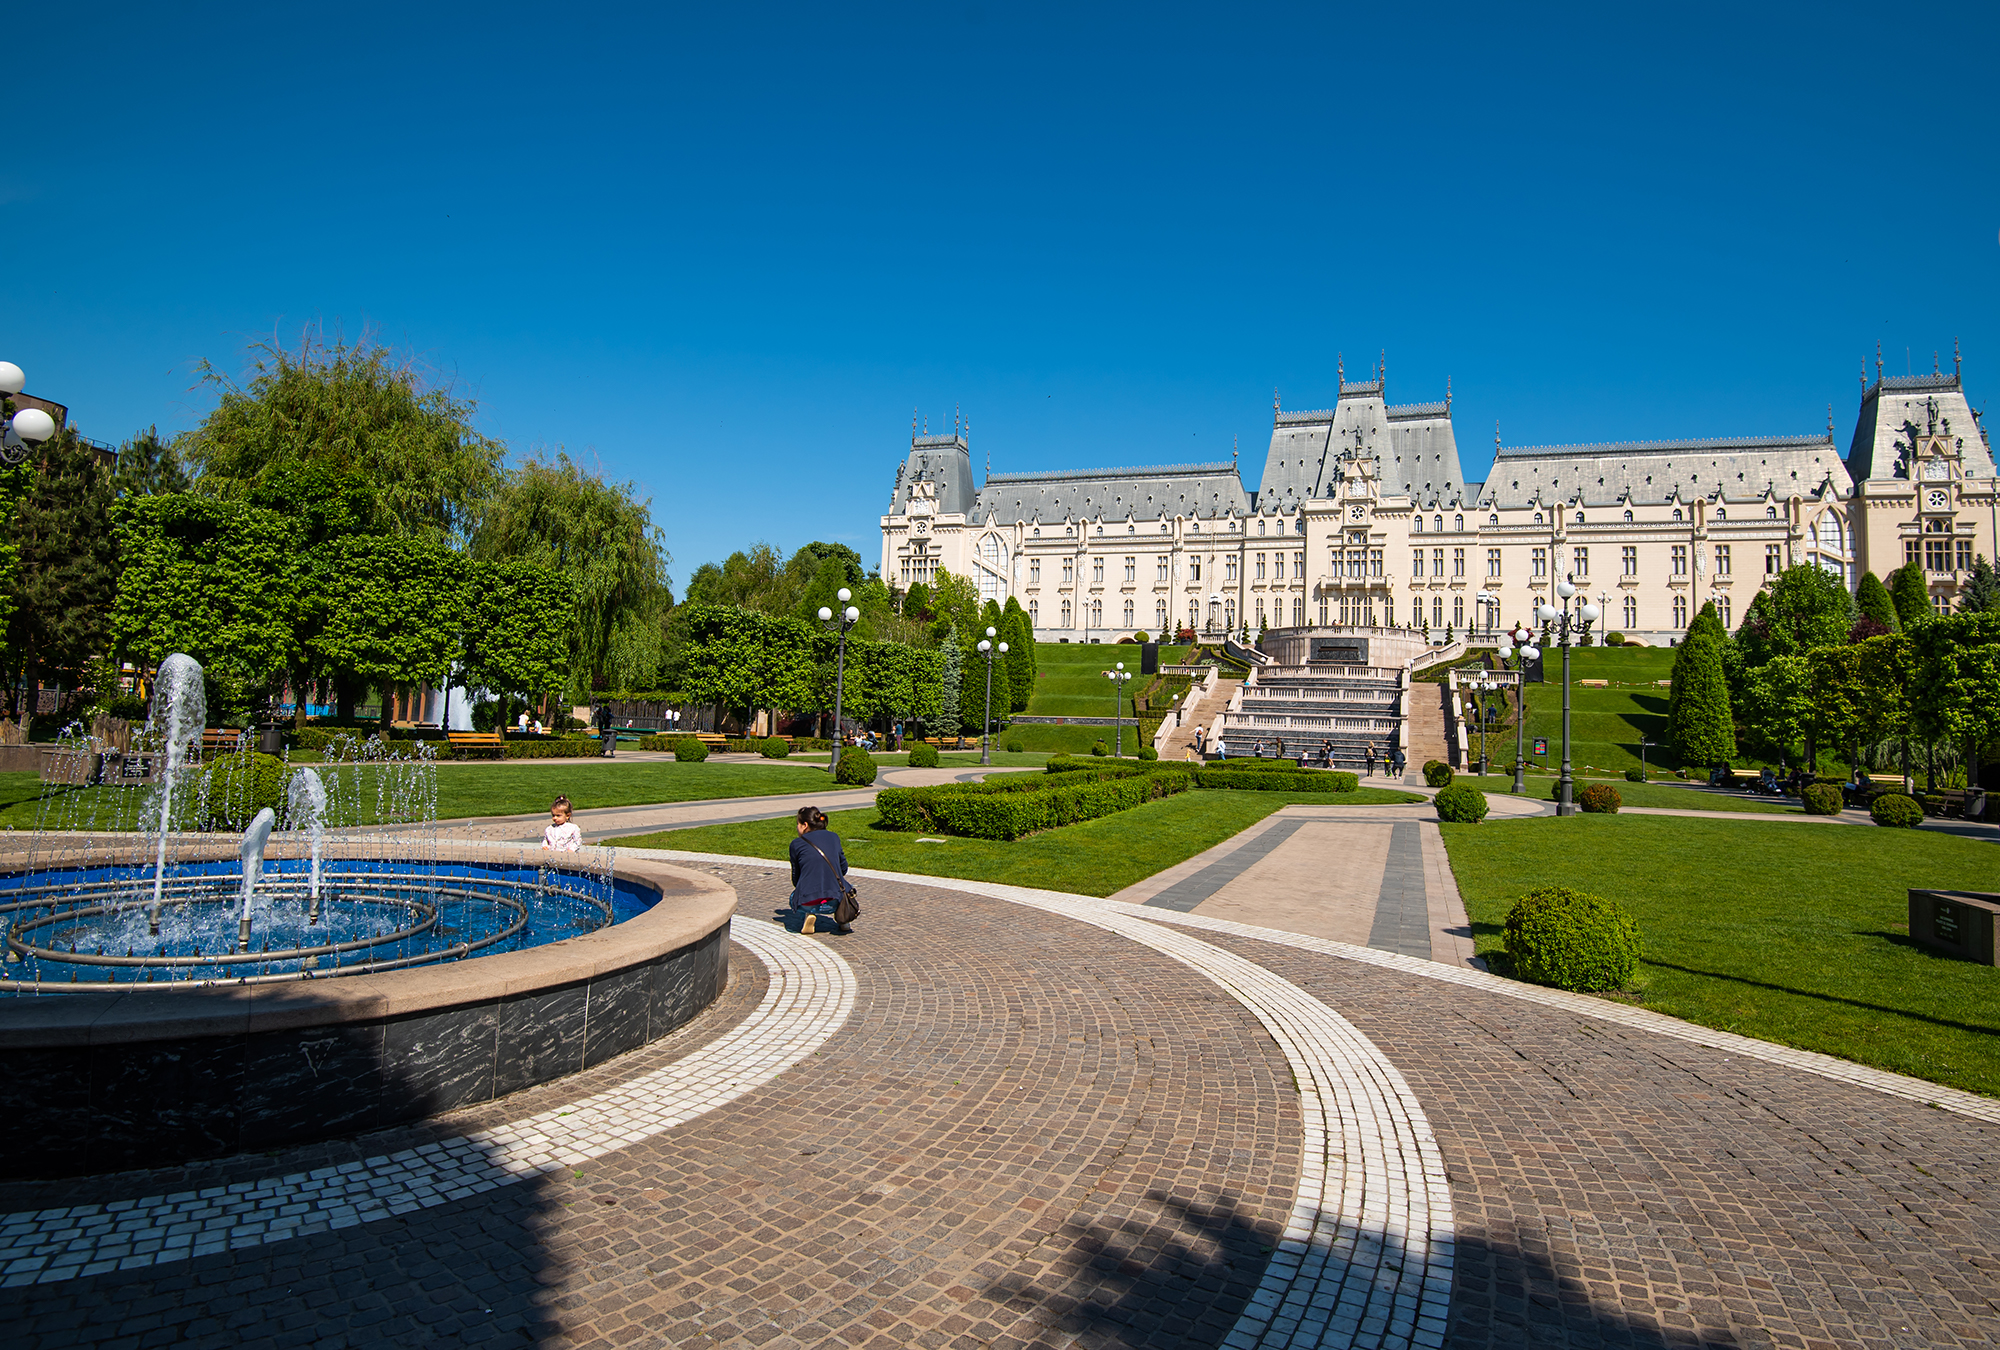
[1404,543,1781,581]
[1907,530,1975,573]
[1387,592,1734,633]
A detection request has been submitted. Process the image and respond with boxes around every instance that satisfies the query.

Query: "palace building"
[879,352,1997,645]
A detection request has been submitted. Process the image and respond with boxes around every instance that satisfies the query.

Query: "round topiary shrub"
[1578,783,1621,813]
[204,751,287,829]
[1423,760,1454,789]
[1801,783,1843,816]
[1624,768,1646,783]
[759,736,790,758]
[1005,738,1024,753]
[1137,746,1159,761]
[1870,792,1924,828]
[1433,783,1489,823]
[907,741,940,768]
[834,747,877,785]
[1605,631,1627,647]
[1502,885,1640,992]
[1091,740,1109,757]
[673,737,709,762]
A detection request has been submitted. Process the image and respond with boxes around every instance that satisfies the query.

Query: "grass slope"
[615,785,1421,895]
[1442,813,2000,1097]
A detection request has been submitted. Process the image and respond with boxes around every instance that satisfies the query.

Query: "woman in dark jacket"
[787,807,852,934]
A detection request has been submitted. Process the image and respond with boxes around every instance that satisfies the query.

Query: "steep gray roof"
[1845,373,1995,482]
[970,462,1251,525]
[1482,435,1852,507]
[1259,385,1467,510]
[888,434,977,516]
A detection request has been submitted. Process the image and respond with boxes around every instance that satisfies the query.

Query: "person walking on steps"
[787,807,853,935]
[1390,747,1406,779]
[1365,742,1377,777]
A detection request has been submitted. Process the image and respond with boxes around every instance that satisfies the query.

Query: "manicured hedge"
[1045,756,1153,777]
[503,738,599,759]
[878,769,1193,840]
[1193,768,1358,793]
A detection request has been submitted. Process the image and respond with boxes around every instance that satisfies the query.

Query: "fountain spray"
[287,767,328,924]
[237,807,276,952]
[145,654,207,935]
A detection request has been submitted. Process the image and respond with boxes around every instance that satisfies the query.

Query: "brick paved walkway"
[2,855,1996,1350]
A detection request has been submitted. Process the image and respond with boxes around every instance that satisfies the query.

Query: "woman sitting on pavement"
[786,806,853,935]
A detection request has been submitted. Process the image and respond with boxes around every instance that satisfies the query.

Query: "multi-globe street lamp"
[0,362,58,465]
[1103,661,1133,757]
[1505,578,1599,815]
[975,626,1009,766]
[817,588,861,772]
[1467,672,1505,776]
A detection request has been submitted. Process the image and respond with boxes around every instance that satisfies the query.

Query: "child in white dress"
[542,796,582,852]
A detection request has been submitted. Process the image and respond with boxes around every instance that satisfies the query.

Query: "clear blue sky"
[8,2,1996,585]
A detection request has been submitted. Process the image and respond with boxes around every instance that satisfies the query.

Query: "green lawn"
[614,785,1422,895]
[5,761,845,829]
[1442,813,2000,1097]
[1450,773,1805,814]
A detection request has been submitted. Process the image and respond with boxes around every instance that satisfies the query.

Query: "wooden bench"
[446,731,504,759]
[201,728,247,755]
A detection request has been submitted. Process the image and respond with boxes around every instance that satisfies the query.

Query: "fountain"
[0,653,737,1179]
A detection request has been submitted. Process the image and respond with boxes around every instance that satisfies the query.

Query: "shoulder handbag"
[804,836,861,924]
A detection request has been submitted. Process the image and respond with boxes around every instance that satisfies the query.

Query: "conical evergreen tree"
[1667,630,1736,765]
[1855,570,1899,632]
[1000,597,1033,711]
[1669,601,1726,735]
[1687,599,1726,643]
[1959,555,2000,614]
[1889,564,1932,629]
[938,625,962,735]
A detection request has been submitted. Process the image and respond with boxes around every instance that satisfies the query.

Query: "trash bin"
[259,726,286,756]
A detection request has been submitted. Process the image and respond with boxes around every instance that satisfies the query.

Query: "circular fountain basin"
[0,848,735,1180]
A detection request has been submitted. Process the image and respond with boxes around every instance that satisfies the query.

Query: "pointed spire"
[1955,336,1963,377]
[1445,376,1452,414]
[1494,420,1501,453]
[1934,350,1941,376]
[1337,352,1345,386]
[1378,349,1386,392]
[923,414,928,434]
[1860,359,1867,393]
[1876,340,1884,382]
[955,403,961,436]
[1232,435,1239,474]
[1827,403,1835,438]
[1273,388,1280,419]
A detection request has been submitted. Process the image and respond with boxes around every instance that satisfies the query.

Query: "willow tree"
[476,452,673,696]
[181,330,505,544]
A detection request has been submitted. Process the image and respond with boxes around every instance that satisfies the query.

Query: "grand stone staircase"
[1214,663,1407,770]
[1156,675,1243,759]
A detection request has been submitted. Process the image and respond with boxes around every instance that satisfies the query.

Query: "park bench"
[446,731,503,759]
[201,728,247,756]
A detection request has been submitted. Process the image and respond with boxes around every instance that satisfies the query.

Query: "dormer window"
[1033,527,1040,537]
[1766,506,1777,520]
[1715,509,1726,521]
[1434,515,1444,532]
[1454,514,1463,531]
[1623,510,1634,523]
[1532,512,1543,525]
[1574,512,1584,525]
[1413,516,1423,532]
[1488,513,1499,526]
[1096,525,1103,535]
[1672,508,1683,522]
[1257,520,1266,535]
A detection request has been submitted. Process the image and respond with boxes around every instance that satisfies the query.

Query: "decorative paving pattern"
[0,918,854,1287]
[1143,820,1308,913]
[1363,822,1429,959]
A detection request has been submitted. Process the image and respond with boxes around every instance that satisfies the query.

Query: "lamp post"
[0,363,58,466]
[1497,622,1538,794]
[1638,737,1655,782]
[1474,589,1499,639]
[1103,661,1133,756]
[976,626,1008,765]
[817,587,860,773]
[1470,674,1498,777]
[1533,578,1599,815]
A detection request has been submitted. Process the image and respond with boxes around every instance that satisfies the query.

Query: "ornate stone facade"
[879,355,1998,643]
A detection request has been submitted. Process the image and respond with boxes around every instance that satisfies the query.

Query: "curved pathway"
[1,851,1996,1349]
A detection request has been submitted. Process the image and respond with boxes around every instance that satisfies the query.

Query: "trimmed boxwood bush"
[503,737,597,759]
[1423,760,1454,789]
[1045,756,1151,776]
[834,747,877,785]
[1801,783,1843,816]
[1502,885,1640,992]
[1090,740,1109,756]
[1624,768,1646,783]
[204,751,287,829]
[876,768,1192,840]
[1605,631,1627,647]
[759,736,790,758]
[1578,783,1621,814]
[672,737,709,762]
[1004,738,1024,753]
[1433,783,1488,823]
[1137,746,1159,761]
[907,741,940,768]
[1192,768,1359,793]
[1870,792,1924,828]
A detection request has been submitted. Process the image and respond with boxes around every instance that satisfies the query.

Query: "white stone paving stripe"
[0,918,853,1287]
[657,850,2000,1128]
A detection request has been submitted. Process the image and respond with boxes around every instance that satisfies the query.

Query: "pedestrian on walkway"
[541,796,582,852]
[1390,747,1406,778]
[787,806,853,935]
[1215,735,1229,761]
[1319,738,1333,769]
[1365,742,1377,777]
[594,701,615,757]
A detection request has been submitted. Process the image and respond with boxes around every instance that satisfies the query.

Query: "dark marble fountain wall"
[0,856,737,1180]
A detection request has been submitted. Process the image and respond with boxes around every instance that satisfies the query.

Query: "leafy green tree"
[1907,612,2000,786]
[683,543,795,613]
[460,559,574,727]
[1889,564,1932,630]
[1733,564,1854,670]
[902,580,932,620]
[663,605,816,728]
[307,536,471,729]
[1959,556,2000,615]
[476,452,673,695]
[786,541,865,589]
[112,495,303,715]
[3,429,121,713]
[1666,631,1735,765]
[1855,570,1900,633]
[926,570,982,645]
[1739,653,1812,763]
[794,556,854,626]
[182,332,505,544]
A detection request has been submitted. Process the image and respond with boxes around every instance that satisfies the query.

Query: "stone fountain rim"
[0,844,736,1048]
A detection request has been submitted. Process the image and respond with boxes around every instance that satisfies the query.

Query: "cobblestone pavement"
[2,857,1996,1350]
